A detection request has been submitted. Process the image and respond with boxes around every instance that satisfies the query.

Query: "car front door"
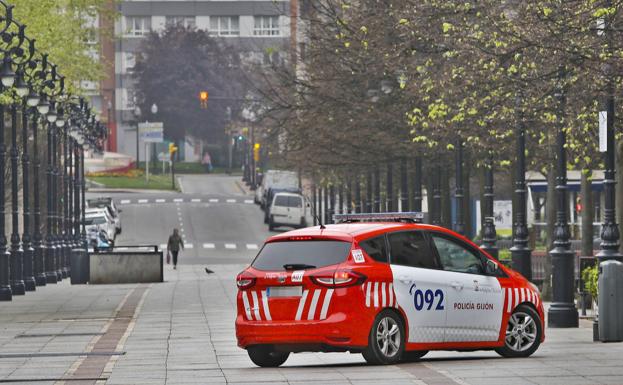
[388,231,448,344]
[429,233,504,342]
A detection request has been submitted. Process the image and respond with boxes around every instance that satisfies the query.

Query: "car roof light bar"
[333,212,424,223]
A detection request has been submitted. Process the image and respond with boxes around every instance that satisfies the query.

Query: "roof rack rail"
[333,212,424,223]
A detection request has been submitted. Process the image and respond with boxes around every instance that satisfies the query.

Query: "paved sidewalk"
[1,265,623,385]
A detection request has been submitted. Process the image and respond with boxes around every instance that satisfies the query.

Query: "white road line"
[244,199,253,204]
[138,199,148,204]
[120,199,131,204]
[155,199,166,203]
[174,198,183,203]
[226,199,236,203]
[209,198,218,203]
[246,244,258,250]
[191,198,201,203]
[225,243,237,249]
[203,243,215,249]
[116,247,128,251]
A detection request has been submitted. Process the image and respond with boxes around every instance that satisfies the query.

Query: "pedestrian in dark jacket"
[167,229,184,269]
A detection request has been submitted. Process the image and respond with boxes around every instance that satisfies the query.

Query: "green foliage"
[582,264,599,301]
[10,0,113,93]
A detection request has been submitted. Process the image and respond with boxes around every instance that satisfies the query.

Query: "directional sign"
[138,122,164,143]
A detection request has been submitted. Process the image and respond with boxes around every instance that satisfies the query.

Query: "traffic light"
[168,142,178,160]
[253,143,260,162]
[199,91,208,109]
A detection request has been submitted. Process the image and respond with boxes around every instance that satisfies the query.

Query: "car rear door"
[245,239,352,322]
[387,231,448,343]
[428,232,504,342]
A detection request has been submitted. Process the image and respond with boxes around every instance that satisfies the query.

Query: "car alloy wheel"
[505,311,537,352]
[376,316,401,358]
[363,310,404,365]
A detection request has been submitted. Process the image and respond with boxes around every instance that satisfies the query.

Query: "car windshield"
[252,240,351,271]
[85,216,106,225]
[88,199,111,209]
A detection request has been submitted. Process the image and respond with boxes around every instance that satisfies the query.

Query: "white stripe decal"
[261,290,271,321]
[242,291,252,320]
[506,288,512,313]
[365,282,371,307]
[295,290,309,320]
[251,291,261,321]
[307,290,321,320]
[388,283,394,307]
[319,289,334,320]
[514,288,519,309]
[373,282,379,308]
[381,282,387,307]
[521,288,526,303]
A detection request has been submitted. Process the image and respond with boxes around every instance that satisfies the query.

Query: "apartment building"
[101,0,294,159]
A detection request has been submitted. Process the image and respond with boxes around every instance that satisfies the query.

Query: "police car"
[236,213,544,367]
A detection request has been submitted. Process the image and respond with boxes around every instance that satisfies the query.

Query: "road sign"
[599,111,607,153]
[139,122,164,143]
[157,152,169,162]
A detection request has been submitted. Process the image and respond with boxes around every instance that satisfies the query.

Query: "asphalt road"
[86,174,278,265]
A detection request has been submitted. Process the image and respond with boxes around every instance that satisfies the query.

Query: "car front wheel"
[495,304,542,358]
[247,345,289,367]
[363,310,405,365]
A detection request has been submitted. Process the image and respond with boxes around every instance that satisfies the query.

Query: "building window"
[124,52,136,73]
[166,16,196,28]
[254,16,280,36]
[210,16,239,36]
[126,16,151,37]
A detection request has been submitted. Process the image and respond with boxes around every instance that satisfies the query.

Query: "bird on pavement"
[205,267,214,274]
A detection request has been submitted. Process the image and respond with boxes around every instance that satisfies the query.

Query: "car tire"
[400,350,428,362]
[247,345,289,367]
[268,216,275,231]
[362,310,405,365]
[495,304,542,358]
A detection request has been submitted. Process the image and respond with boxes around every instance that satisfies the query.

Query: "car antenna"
[305,195,325,229]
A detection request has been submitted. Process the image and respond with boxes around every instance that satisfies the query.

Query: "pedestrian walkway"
[1,266,623,385]
[117,197,255,205]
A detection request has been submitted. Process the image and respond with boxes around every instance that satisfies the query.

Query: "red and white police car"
[236,213,544,367]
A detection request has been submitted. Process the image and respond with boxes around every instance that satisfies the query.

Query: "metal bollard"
[598,260,623,342]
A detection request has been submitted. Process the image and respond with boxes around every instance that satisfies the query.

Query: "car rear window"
[274,195,289,207]
[252,240,351,271]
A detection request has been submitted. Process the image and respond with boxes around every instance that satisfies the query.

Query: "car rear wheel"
[247,345,289,367]
[495,304,542,358]
[363,310,405,365]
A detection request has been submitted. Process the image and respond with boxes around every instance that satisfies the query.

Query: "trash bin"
[598,260,623,342]
[70,248,89,284]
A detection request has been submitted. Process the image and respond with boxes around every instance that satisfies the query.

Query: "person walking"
[167,229,184,269]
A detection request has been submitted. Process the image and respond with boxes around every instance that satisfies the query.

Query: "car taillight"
[236,271,256,290]
[310,270,366,288]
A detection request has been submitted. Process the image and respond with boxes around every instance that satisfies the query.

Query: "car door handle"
[397,275,411,284]
[450,281,463,290]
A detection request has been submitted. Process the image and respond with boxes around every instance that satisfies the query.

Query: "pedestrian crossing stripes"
[155,242,258,250]
[224,243,237,250]
[246,244,258,250]
[203,243,215,249]
[117,198,255,205]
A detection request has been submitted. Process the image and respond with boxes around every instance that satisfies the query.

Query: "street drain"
[0,351,125,359]
[16,332,105,338]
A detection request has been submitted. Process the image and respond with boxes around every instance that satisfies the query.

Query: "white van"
[268,192,307,231]
[257,170,298,208]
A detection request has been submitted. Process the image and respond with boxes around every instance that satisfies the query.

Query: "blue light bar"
[333,212,424,223]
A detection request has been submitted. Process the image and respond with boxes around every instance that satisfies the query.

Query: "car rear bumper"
[236,312,369,350]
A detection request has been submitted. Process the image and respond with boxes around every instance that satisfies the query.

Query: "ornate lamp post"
[454,137,465,235]
[548,67,578,328]
[481,157,498,259]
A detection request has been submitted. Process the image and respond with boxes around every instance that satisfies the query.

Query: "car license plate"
[267,286,302,298]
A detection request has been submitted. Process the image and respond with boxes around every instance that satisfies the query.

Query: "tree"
[133,25,249,144]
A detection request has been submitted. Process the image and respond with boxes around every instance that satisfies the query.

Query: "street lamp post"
[21,102,36,291]
[400,158,408,212]
[386,162,393,212]
[510,93,531,278]
[45,103,57,284]
[32,107,46,287]
[9,103,26,294]
[133,106,141,169]
[548,67,579,328]
[0,103,12,301]
[413,157,422,212]
[432,166,442,225]
[454,137,465,236]
[481,157,499,259]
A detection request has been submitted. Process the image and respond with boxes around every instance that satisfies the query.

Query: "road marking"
[208,198,219,203]
[155,199,165,203]
[246,244,258,250]
[180,228,184,232]
[203,243,215,249]
[244,199,254,204]
[173,198,183,203]
[116,247,128,251]
[120,199,130,204]
[185,244,193,249]
[138,199,148,204]
[226,199,236,203]
[191,198,201,203]
[225,243,237,249]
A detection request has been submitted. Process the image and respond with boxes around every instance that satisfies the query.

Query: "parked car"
[87,197,122,234]
[268,192,307,231]
[263,187,302,224]
[84,208,116,245]
[256,170,298,209]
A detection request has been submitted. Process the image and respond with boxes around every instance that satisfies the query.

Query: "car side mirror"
[485,259,499,275]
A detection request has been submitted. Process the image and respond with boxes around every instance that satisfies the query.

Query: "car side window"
[388,231,438,269]
[288,196,302,208]
[430,234,484,275]
[359,235,388,263]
